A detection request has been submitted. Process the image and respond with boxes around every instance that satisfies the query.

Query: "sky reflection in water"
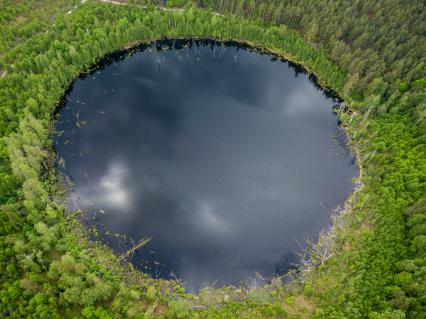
[54,41,357,292]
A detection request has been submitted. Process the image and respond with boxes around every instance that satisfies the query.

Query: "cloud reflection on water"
[55,41,357,292]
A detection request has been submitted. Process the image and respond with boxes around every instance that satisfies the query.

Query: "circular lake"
[54,40,357,292]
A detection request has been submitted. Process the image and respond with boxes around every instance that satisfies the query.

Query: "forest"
[0,0,424,318]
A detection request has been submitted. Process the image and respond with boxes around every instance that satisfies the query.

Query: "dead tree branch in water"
[120,237,152,261]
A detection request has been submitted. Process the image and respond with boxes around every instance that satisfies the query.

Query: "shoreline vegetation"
[0,0,424,318]
[55,36,354,290]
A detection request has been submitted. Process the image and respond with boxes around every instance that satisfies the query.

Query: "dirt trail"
[98,0,223,16]
[1,0,222,79]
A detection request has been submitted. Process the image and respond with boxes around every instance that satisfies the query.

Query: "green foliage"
[167,300,192,318]
[0,0,424,318]
[198,0,426,114]
[390,198,426,318]
[166,0,191,8]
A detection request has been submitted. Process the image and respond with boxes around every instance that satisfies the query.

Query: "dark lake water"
[54,40,357,292]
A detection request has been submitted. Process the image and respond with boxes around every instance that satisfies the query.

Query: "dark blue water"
[54,40,357,292]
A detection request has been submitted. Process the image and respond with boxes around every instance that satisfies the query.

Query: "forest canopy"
[0,0,425,318]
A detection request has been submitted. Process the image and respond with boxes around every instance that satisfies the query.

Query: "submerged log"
[120,237,152,261]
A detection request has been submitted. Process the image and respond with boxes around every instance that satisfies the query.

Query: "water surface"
[55,40,357,292]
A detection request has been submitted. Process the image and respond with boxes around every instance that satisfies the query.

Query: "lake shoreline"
[52,38,360,293]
